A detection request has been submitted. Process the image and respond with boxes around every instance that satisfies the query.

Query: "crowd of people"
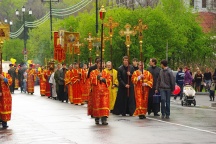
[1,56,215,128]
[175,66,216,101]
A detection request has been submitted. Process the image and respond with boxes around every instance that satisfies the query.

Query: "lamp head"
[99,5,106,21]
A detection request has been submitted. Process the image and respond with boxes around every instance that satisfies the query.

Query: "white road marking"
[147,117,216,135]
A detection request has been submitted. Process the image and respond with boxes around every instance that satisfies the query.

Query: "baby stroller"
[181,85,196,106]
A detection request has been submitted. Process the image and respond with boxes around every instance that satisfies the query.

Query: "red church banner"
[53,31,65,62]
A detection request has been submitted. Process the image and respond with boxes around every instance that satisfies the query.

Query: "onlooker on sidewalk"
[194,70,203,92]
[156,60,175,119]
[209,82,215,101]
[184,66,193,85]
[203,68,212,92]
[175,67,184,100]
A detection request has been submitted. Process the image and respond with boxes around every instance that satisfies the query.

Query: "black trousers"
[58,85,64,101]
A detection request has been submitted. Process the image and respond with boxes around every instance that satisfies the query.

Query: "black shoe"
[166,116,170,119]
[154,113,160,116]
[95,119,99,125]
[102,121,108,125]
[139,115,146,119]
[122,114,126,116]
[210,99,212,101]
[162,115,165,119]
[180,98,182,100]
[2,126,8,129]
[174,97,176,100]
[148,112,151,115]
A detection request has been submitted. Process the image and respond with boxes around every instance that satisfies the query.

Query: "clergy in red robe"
[27,64,36,94]
[37,66,46,96]
[81,64,90,102]
[90,61,111,125]
[71,62,83,105]
[45,67,51,98]
[0,72,12,129]
[64,65,73,103]
[132,61,153,119]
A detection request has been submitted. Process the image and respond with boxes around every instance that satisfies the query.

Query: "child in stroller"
[181,85,196,106]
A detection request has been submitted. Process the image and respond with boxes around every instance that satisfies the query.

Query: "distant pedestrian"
[156,60,175,119]
[8,64,16,94]
[194,70,203,92]
[209,82,215,101]
[203,68,212,91]
[184,66,193,85]
[175,67,184,100]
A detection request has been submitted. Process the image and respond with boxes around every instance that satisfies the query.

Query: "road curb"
[171,100,216,110]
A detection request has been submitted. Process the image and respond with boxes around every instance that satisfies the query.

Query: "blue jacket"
[176,71,184,85]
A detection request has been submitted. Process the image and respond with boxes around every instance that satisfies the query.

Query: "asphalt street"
[0,86,216,144]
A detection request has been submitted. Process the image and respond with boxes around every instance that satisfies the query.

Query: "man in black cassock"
[8,64,16,94]
[147,58,161,116]
[113,56,136,116]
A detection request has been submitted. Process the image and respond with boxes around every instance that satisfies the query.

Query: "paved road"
[0,86,216,144]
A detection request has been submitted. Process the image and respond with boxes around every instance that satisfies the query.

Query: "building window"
[190,0,194,7]
[202,0,207,8]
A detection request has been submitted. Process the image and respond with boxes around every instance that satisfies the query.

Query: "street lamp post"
[99,5,106,72]
[16,6,32,62]
[4,18,13,61]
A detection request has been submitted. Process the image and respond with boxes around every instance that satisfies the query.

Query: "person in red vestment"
[132,61,153,119]
[64,64,73,103]
[0,72,12,129]
[81,64,90,103]
[26,64,36,94]
[37,66,46,96]
[71,62,83,105]
[90,60,111,125]
[45,66,51,98]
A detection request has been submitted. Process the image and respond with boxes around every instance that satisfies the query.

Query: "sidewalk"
[171,94,216,109]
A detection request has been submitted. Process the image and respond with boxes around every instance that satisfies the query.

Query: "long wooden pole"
[127,45,130,97]
[100,23,104,72]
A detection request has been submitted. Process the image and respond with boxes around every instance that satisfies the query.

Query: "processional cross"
[84,33,95,66]
[104,17,119,63]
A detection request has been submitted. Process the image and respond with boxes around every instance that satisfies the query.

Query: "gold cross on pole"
[134,19,148,60]
[119,23,136,55]
[84,33,95,66]
[104,17,119,38]
[104,17,119,62]
[84,33,94,51]
[73,39,84,55]
[73,39,83,68]
[134,19,148,42]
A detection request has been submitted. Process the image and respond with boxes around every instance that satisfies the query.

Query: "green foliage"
[1,0,215,70]
[2,39,24,63]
